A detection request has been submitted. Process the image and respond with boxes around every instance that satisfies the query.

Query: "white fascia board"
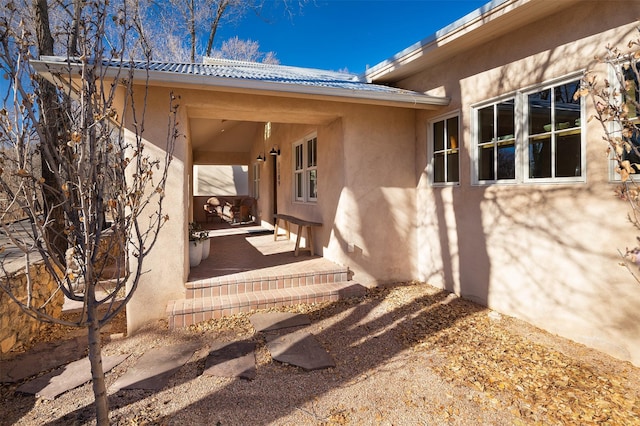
[31,57,450,110]
[363,0,513,81]
[146,70,450,108]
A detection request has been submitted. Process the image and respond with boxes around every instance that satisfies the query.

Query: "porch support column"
[125,88,189,333]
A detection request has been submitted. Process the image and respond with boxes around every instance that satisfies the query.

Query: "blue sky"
[216,0,489,73]
[1,1,488,99]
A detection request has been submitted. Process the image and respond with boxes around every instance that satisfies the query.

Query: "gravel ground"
[1,281,639,425]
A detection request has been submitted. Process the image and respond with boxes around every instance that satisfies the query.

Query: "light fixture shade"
[269,147,280,156]
[256,154,264,162]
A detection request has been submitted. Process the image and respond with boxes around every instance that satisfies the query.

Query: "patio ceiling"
[189,118,257,154]
[186,98,343,159]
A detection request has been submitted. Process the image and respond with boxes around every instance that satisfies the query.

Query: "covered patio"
[166,220,366,327]
[188,221,337,281]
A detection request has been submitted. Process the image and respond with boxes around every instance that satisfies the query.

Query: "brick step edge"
[167,281,366,329]
[185,268,350,299]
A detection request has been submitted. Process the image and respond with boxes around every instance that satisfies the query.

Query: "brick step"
[185,266,351,299]
[167,281,366,328]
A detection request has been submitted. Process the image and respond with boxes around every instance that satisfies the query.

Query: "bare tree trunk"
[205,0,229,57]
[189,0,196,62]
[34,2,110,423]
[33,0,68,264]
[2,2,176,424]
[69,0,83,56]
[87,285,109,425]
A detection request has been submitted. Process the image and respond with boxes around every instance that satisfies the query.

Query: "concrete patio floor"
[188,220,347,283]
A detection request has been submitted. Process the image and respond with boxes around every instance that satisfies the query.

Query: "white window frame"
[472,96,520,185]
[523,78,585,183]
[472,74,585,185]
[429,112,460,186]
[607,60,640,181]
[293,133,318,203]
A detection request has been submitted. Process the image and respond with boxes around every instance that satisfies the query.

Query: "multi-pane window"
[477,100,515,182]
[619,64,640,175]
[473,77,584,184]
[432,115,459,184]
[294,134,317,202]
[527,80,582,180]
[307,136,318,200]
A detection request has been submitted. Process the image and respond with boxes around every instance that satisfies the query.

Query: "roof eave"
[146,69,450,109]
[364,0,583,83]
[31,58,450,110]
[364,0,513,82]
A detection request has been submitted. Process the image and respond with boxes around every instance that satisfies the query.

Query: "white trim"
[365,0,512,80]
[471,94,519,185]
[471,73,586,185]
[31,57,450,110]
[428,110,461,187]
[292,133,318,204]
[522,77,586,184]
[606,59,640,182]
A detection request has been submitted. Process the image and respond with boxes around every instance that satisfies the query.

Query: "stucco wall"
[113,2,640,367]
[124,86,190,333]
[246,106,418,286]
[407,2,640,365]
[336,105,418,284]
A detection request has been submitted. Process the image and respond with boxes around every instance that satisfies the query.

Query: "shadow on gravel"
[34,282,483,425]
[0,393,36,425]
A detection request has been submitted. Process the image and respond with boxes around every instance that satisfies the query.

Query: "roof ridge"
[203,56,361,81]
[203,56,275,68]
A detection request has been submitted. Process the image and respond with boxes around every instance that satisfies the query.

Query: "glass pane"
[529,88,551,135]
[529,137,552,178]
[433,153,445,182]
[497,143,516,179]
[447,152,459,182]
[555,81,580,130]
[447,117,459,149]
[478,106,494,143]
[433,120,445,151]
[623,125,640,171]
[497,100,515,140]
[308,170,317,199]
[625,79,639,118]
[295,145,303,170]
[296,172,303,198]
[307,137,317,167]
[624,64,639,118]
[478,144,494,181]
[556,133,582,177]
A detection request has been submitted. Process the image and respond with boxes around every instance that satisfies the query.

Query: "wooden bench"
[273,214,322,256]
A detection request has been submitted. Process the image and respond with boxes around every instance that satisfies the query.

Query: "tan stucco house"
[35,0,640,366]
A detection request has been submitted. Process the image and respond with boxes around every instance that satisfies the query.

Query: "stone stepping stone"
[203,341,256,380]
[110,342,199,392]
[1,336,87,383]
[266,330,335,371]
[16,354,129,400]
[249,312,310,332]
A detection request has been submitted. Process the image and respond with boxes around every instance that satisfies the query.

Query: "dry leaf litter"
[1,281,639,425]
